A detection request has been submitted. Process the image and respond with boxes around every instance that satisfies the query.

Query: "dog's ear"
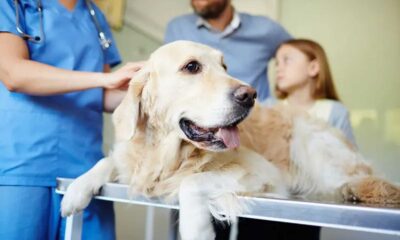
[112,68,149,142]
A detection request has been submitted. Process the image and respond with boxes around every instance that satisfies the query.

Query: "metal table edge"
[56,178,400,236]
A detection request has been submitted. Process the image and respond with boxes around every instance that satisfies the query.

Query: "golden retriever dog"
[61,41,399,240]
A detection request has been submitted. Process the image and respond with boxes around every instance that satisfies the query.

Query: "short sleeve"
[263,17,293,55]
[164,18,179,44]
[269,19,292,54]
[93,5,121,68]
[0,0,26,36]
[330,103,358,147]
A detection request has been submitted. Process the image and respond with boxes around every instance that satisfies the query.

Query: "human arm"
[103,88,127,113]
[337,111,357,148]
[0,33,138,95]
[164,18,180,43]
[103,62,145,113]
[268,18,292,53]
[330,103,358,147]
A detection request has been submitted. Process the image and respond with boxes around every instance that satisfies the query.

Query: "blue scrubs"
[0,0,121,239]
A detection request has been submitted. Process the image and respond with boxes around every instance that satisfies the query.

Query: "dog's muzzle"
[231,85,257,109]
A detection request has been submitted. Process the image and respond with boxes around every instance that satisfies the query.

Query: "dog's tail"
[340,176,400,205]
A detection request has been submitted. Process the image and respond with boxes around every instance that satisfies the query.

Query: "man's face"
[191,0,229,19]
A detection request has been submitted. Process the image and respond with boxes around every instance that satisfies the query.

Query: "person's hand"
[102,61,145,89]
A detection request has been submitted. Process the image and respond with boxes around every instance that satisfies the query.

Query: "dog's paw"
[209,192,244,223]
[180,226,215,240]
[61,177,96,217]
[340,177,400,205]
[340,182,361,202]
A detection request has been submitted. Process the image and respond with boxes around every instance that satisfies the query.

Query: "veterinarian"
[0,0,143,239]
[266,38,357,146]
[164,0,291,102]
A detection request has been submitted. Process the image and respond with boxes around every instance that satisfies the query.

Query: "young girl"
[267,38,357,146]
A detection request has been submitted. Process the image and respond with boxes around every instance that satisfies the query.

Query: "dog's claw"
[60,177,95,217]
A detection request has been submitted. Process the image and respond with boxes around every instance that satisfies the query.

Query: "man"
[164,0,291,101]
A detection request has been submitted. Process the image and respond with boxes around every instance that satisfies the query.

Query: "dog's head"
[113,41,256,151]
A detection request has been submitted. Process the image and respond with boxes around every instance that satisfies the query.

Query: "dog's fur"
[61,41,400,240]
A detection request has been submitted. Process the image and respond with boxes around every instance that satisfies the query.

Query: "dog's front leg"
[179,172,244,240]
[61,157,115,217]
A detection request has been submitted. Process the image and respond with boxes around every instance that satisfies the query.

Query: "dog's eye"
[182,61,202,74]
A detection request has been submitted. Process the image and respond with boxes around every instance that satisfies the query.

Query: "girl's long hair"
[275,39,340,101]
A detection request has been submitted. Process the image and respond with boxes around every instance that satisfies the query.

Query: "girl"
[243,38,356,240]
[269,38,356,146]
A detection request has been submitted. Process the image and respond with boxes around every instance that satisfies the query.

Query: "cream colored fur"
[240,103,399,204]
[61,41,399,240]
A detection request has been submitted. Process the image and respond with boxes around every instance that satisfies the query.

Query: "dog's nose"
[232,85,257,108]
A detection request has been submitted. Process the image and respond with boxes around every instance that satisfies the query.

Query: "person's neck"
[286,86,316,111]
[206,5,234,32]
[59,0,78,11]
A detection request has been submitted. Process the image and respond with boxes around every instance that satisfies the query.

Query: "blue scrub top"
[0,0,121,186]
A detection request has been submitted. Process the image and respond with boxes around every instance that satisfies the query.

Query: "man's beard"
[192,1,229,19]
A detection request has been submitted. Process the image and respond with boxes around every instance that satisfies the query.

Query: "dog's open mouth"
[179,114,247,149]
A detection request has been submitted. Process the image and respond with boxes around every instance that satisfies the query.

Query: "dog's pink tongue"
[216,126,240,149]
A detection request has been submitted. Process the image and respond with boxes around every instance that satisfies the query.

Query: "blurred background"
[99,0,400,239]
